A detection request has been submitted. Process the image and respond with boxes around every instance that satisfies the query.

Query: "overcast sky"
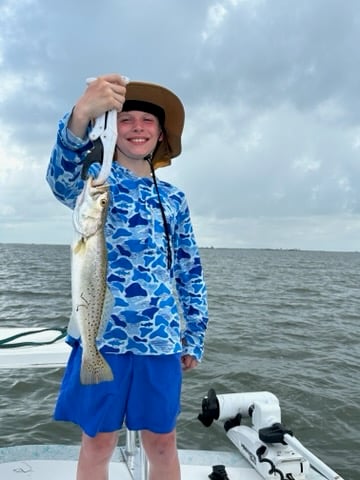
[1,0,360,251]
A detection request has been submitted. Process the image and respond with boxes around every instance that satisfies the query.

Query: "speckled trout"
[69,177,114,384]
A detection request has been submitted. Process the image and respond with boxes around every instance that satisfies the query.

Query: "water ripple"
[0,245,358,479]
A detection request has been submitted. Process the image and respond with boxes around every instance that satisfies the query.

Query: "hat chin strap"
[143,154,172,270]
[143,153,153,162]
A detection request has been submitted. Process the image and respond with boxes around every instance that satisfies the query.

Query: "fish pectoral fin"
[73,237,86,255]
[80,350,114,385]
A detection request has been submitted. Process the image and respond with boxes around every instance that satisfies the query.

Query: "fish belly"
[71,232,114,384]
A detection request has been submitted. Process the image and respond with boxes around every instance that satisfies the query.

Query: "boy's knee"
[81,432,118,463]
[141,430,177,463]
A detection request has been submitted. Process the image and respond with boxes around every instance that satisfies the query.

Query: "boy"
[46,74,208,480]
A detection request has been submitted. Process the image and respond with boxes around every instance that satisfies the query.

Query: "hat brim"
[125,81,185,168]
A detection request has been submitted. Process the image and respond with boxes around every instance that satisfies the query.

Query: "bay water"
[0,244,358,479]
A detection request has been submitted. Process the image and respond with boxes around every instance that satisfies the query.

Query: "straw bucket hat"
[123,81,185,169]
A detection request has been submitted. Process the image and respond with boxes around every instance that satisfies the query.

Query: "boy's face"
[116,110,163,160]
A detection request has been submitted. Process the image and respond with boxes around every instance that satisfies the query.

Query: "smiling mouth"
[128,137,148,144]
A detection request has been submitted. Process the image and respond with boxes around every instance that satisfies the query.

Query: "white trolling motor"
[198,389,344,480]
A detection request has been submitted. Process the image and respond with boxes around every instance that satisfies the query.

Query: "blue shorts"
[54,343,182,437]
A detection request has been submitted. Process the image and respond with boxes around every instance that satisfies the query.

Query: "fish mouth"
[72,177,109,236]
[90,180,109,193]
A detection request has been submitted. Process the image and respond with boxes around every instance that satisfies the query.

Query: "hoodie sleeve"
[172,193,208,361]
[46,112,94,209]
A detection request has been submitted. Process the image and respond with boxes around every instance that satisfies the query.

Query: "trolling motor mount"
[198,388,309,480]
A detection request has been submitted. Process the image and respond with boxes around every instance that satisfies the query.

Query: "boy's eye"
[117,114,157,124]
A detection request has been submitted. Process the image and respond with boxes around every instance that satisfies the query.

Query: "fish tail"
[80,350,114,385]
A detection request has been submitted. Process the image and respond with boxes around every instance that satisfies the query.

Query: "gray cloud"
[185,0,360,116]
[1,0,360,250]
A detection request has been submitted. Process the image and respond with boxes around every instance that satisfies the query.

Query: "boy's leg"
[77,431,119,480]
[141,429,180,480]
[126,354,182,479]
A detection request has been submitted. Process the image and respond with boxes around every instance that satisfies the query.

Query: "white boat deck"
[0,445,261,480]
[0,328,343,480]
[0,443,328,480]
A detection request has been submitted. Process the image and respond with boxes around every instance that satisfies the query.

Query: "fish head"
[73,177,109,237]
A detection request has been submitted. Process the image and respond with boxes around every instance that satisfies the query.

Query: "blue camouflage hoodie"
[46,113,208,361]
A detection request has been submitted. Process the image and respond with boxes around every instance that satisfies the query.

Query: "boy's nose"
[133,120,144,131]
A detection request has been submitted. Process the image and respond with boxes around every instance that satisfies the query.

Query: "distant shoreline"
[0,242,359,254]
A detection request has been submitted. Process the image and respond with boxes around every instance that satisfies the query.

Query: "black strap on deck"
[0,327,67,348]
